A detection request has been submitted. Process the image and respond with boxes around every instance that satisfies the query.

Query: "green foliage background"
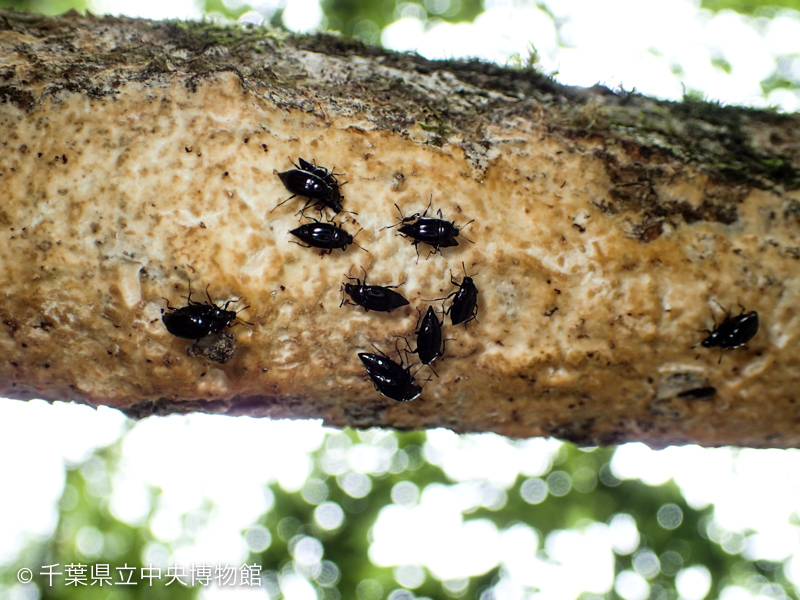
[4,430,798,599]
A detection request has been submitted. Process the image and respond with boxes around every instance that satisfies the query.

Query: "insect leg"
[270,194,297,213]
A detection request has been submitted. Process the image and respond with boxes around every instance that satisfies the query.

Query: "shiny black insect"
[341,269,409,312]
[289,220,366,254]
[677,386,717,400]
[415,306,445,366]
[436,262,479,326]
[273,157,345,214]
[701,306,759,351]
[162,284,248,340]
[384,199,473,259]
[359,351,421,402]
[299,158,340,186]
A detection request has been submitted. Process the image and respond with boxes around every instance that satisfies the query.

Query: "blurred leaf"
[0,0,87,14]
[201,0,252,20]
[700,0,800,14]
[7,430,800,600]
[320,0,484,42]
[711,55,733,74]
[761,54,800,95]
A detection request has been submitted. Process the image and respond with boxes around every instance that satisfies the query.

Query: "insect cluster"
[268,157,480,402]
[161,156,760,405]
[169,157,479,401]
[272,159,479,401]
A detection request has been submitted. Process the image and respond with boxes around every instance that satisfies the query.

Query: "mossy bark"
[1,10,799,447]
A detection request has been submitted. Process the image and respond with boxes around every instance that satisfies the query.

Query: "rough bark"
[1,10,800,447]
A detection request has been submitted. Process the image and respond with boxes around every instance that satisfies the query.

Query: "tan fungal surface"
[1,66,799,447]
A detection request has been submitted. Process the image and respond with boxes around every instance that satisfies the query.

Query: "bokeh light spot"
[302,478,329,505]
[392,481,420,506]
[443,578,469,596]
[279,572,318,600]
[615,569,650,600]
[356,579,383,600]
[290,535,324,565]
[676,565,712,600]
[721,531,746,555]
[609,513,640,555]
[315,560,340,587]
[572,466,598,493]
[659,550,684,576]
[520,477,548,504]
[76,526,104,558]
[657,504,684,530]
[632,549,660,579]
[314,502,345,531]
[599,463,621,487]
[338,472,372,498]
[281,0,323,32]
[394,564,426,589]
[278,516,302,541]
[244,525,271,552]
[547,470,572,497]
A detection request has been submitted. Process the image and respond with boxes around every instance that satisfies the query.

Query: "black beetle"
[273,157,345,214]
[298,157,341,188]
[701,305,759,354]
[289,220,367,254]
[359,351,421,402]
[436,262,479,326]
[677,386,717,400]
[162,284,249,340]
[384,199,473,260]
[341,268,409,312]
[415,305,445,366]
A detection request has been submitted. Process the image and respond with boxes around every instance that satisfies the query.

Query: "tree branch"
[1,10,799,447]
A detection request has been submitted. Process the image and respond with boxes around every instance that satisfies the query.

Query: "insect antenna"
[228,303,254,328]
[380,204,409,231]
[458,219,476,244]
[220,296,240,310]
[351,227,369,253]
[181,279,197,304]
[426,291,457,303]
[410,364,432,384]
[711,298,735,321]
[233,314,254,328]
[370,342,391,359]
